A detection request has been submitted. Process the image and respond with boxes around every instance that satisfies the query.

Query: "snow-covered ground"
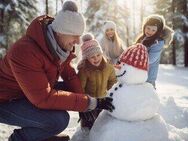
[0,64,188,141]
[157,65,188,108]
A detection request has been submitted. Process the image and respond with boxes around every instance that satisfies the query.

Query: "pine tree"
[84,0,106,36]
[0,0,38,51]
[172,0,188,66]
[154,0,188,66]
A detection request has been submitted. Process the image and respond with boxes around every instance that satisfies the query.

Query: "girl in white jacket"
[100,21,124,64]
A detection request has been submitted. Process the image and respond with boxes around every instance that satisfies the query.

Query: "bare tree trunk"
[46,0,48,15]
[0,0,4,34]
[56,0,58,15]
[0,9,4,34]
[140,0,144,25]
[184,31,188,67]
[132,0,136,38]
[183,0,188,67]
[172,0,176,65]
[126,23,130,46]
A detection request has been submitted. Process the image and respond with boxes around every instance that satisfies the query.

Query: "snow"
[174,29,185,47]
[116,64,148,84]
[159,97,188,129]
[4,4,12,13]
[108,82,160,121]
[0,48,6,58]
[89,43,177,141]
[106,44,161,121]
[73,64,188,141]
[0,65,188,141]
[90,112,169,141]
[157,65,188,107]
[0,4,4,9]
[0,35,6,46]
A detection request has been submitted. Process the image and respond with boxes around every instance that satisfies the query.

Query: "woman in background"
[100,21,124,64]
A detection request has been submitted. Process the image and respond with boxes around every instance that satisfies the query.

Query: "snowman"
[89,44,170,141]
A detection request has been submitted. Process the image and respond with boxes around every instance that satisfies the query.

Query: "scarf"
[47,24,70,63]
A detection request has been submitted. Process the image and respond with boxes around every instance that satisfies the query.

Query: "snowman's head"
[115,44,148,84]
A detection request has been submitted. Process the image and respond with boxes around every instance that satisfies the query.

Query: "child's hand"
[96,97,115,112]
[79,111,95,122]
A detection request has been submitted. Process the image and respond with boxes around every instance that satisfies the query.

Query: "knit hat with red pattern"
[119,43,149,71]
[81,33,103,59]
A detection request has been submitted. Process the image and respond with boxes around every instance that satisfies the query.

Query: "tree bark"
[172,0,176,65]
[46,0,48,15]
[0,0,4,34]
[183,0,188,67]
[56,0,58,15]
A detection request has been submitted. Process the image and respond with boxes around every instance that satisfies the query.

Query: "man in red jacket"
[0,1,114,141]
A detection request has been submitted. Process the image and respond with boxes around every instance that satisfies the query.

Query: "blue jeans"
[0,98,70,141]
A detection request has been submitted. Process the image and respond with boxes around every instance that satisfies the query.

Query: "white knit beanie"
[103,21,116,32]
[51,0,85,36]
[81,33,103,59]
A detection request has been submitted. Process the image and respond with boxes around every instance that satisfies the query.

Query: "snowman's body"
[107,81,160,121]
[89,44,170,141]
[89,78,168,141]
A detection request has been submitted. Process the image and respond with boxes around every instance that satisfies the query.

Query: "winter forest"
[0,0,188,66]
[0,0,188,141]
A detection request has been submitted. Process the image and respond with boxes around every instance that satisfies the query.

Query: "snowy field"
[0,64,188,141]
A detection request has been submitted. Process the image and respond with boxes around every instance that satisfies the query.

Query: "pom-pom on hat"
[103,21,116,32]
[51,0,85,36]
[81,33,103,59]
[119,43,149,71]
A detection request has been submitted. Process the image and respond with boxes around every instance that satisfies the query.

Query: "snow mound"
[159,96,188,128]
[168,125,188,141]
[90,111,169,141]
[70,126,89,141]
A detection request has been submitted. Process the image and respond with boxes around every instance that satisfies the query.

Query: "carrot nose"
[114,64,121,70]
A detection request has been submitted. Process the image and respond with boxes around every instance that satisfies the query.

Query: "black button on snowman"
[109,84,123,97]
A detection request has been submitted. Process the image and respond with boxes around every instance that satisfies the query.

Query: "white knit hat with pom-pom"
[81,33,103,59]
[103,21,116,32]
[51,0,85,36]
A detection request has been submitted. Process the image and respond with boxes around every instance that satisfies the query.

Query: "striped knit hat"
[81,33,103,59]
[119,43,149,71]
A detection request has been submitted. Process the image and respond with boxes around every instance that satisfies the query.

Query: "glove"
[78,111,95,122]
[96,97,115,112]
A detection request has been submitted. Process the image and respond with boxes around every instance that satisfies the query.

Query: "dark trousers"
[0,81,69,141]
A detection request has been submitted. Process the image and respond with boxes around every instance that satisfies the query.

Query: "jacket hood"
[26,15,56,61]
[160,25,174,45]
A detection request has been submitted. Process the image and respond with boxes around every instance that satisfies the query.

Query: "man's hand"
[96,97,115,112]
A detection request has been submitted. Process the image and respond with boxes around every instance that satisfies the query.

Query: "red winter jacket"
[0,15,89,112]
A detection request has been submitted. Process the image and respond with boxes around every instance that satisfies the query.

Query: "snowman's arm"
[77,69,88,93]
[107,65,117,90]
